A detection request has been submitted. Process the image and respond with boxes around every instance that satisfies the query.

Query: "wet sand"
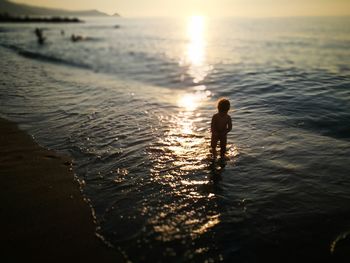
[0,118,122,262]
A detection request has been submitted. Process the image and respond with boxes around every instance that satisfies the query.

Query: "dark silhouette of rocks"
[0,13,83,23]
[0,0,110,17]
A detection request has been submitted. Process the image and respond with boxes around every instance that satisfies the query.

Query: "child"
[211,98,232,157]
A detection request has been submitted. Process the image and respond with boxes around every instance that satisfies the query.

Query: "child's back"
[210,99,232,157]
[211,112,231,134]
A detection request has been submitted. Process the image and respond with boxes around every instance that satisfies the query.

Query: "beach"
[1,16,350,262]
[0,118,122,262]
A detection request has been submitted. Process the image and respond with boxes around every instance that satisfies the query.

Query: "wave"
[298,115,350,141]
[0,43,189,88]
[0,24,216,90]
[0,43,91,70]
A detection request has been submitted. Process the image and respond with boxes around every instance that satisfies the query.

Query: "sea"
[0,16,350,262]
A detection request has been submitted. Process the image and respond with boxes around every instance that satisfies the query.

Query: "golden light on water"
[192,214,220,235]
[184,15,211,83]
[166,110,206,159]
[146,25,221,240]
[178,93,200,112]
[174,88,211,155]
[187,15,205,66]
[160,91,209,171]
[146,86,224,243]
[177,86,211,112]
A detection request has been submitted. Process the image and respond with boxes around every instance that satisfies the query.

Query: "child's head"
[217,98,230,113]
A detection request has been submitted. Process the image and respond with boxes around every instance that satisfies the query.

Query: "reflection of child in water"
[211,98,232,157]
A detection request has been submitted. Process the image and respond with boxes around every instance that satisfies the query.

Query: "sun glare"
[187,16,205,41]
[184,15,211,84]
[187,15,205,67]
[178,93,199,112]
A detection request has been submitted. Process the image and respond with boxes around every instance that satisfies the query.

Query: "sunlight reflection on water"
[101,15,240,255]
[182,15,212,84]
[146,79,241,244]
[144,82,224,243]
[187,16,205,67]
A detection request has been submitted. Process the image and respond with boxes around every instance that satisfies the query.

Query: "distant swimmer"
[210,98,232,158]
[61,29,65,36]
[71,34,84,42]
[34,28,45,45]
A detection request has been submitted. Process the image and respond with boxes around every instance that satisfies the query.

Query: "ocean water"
[1,16,350,262]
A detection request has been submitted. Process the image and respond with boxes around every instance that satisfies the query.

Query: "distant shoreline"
[0,13,83,23]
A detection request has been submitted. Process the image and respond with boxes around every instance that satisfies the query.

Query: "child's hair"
[217,98,230,113]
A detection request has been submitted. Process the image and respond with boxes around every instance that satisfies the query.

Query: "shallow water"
[1,17,350,262]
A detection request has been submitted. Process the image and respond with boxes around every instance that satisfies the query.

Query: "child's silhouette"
[210,98,232,157]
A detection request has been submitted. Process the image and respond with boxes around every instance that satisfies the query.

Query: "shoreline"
[0,118,122,262]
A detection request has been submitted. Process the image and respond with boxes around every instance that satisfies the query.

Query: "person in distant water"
[211,98,232,158]
[34,28,45,45]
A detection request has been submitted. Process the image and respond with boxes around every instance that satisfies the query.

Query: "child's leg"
[219,135,227,156]
[210,134,219,156]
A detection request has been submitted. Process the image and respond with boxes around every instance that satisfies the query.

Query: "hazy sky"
[12,0,350,17]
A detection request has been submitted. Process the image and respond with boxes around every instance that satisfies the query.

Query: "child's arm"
[211,115,215,133]
[227,116,232,133]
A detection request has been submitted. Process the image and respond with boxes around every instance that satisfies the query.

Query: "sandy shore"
[0,118,123,262]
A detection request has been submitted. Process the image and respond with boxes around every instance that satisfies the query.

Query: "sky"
[11,0,350,17]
